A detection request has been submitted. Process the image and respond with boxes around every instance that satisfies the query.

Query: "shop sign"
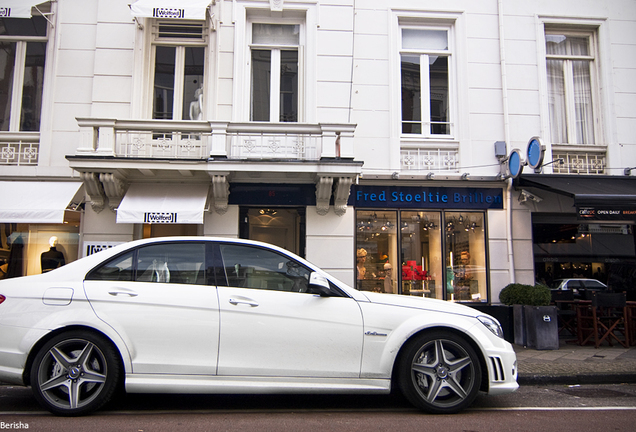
[577,207,636,221]
[83,242,125,257]
[350,186,504,209]
[143,212,178,223]
[229,184,317,206]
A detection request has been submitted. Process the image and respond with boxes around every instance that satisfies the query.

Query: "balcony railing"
[76,118,354,161]
[400,147,459,172]
[0,132,40,165]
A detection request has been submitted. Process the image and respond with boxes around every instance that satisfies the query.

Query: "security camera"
[519,189,543,203]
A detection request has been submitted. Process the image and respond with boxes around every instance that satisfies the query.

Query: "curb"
[518,372,636,386]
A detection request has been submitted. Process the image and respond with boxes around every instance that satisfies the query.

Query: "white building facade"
[1,0,635,304]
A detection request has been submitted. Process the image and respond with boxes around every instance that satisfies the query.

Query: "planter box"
[512,305,559,350]
[524,305,559,350]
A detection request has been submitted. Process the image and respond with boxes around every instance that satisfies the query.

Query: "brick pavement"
[515,338,636,385]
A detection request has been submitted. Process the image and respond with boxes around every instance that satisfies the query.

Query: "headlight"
[477,315,504,339]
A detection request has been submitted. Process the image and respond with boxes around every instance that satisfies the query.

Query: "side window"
[86,251,135,282]
[584,280,604,289]
[86,243,206,285]
[136,243,206,285]
[219,244,310,293]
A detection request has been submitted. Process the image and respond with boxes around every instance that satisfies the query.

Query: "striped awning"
[130,0,211,20]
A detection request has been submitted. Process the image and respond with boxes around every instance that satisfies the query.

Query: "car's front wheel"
[30,330,121,416]
[397,331,482,414]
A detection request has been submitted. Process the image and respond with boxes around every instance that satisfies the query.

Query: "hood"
[360,291,482,318]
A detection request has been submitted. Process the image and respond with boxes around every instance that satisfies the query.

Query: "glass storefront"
[533,219,636,299]
[356,210,488,302]
[0,219,80,279]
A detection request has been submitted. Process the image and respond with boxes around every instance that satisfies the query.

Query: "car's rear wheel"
[30,330,120,416]
[397,331,481,414]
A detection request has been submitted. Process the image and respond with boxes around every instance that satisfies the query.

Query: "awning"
[0,1,44,18]
[0,181,83,223]
[516,175,636,207]
[130,0,211,20]
[116,183,209,224]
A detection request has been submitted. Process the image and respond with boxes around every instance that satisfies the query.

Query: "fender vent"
[489,356,505,382]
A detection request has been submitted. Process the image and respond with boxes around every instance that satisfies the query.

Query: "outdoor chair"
[577,291,629,348]
[551,289,576,336]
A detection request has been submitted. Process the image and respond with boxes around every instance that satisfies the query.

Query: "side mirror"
[308,272,332,297]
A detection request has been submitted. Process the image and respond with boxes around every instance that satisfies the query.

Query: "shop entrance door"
[239,207,305,257]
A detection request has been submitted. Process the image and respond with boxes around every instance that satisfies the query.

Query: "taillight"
[0,294,5,304]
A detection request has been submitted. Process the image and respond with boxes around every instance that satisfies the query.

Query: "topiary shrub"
[499,283,551,306]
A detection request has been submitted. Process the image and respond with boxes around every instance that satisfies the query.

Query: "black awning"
[516,175,636,207]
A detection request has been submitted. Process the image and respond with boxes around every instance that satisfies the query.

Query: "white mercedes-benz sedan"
[0,237,517,416]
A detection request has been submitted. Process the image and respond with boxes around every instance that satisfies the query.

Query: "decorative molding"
[315,176,333,216]
[79,172,106,213]
[270,0,284,12]
[334,177,353,216]
[211,174,230,214]
[100,173,128,212]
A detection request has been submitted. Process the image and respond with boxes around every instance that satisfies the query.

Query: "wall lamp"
[461,173,470,180]
[625,167,636,176]
[426,172,435,180]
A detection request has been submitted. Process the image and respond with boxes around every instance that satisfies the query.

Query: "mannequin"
[41,236,65,273]
[189,87,203,120]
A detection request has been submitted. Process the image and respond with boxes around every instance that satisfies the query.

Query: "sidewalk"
[516,337,636,385]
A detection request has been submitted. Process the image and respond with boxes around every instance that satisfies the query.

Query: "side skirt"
[126,375,391,395]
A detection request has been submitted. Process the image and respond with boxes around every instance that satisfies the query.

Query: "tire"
[30,330,121,416]
[397,331,482,414]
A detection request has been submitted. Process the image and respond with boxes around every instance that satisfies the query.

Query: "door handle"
[108,289,139,297]
[228,298,258,307]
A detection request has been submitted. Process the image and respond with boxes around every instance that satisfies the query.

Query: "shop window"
[151,21,206,120]
[250,23,300,122]
[356,210,398,293]
[0,16,47,131]
[532,222,636,299]
[239,207,305,257]
[0,223,80,279]
[400,211,443,299]
[400,26,452,136]
[444,212,487,302]
[356,210,487,301]
[545,28,598,145]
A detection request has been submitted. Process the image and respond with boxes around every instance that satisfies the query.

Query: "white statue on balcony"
[189,86,203,121]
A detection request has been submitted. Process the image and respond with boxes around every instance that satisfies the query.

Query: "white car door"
[83,241,219,375]
[215,243,364,377]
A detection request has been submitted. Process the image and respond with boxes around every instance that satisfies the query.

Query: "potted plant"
[499,283,559,350]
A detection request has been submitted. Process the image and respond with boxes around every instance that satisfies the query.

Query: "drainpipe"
[498,0,515,284]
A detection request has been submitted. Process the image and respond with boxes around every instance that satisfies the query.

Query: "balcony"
[70,118,361,216]
[75,118,355,161]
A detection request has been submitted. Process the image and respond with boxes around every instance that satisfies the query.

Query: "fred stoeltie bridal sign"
[350,185,504,210]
